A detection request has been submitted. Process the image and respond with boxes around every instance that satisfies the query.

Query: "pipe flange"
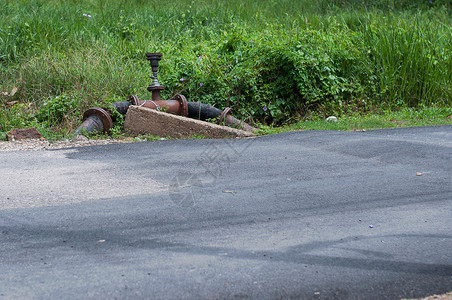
[218,107,232,125]
[174,94,188,117]
[129,95,141,106]
[147,85,165,92]
[83,107,113,132]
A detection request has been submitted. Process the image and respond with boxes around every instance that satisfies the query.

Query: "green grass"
[257,106,452,135]
[0,0,451,139]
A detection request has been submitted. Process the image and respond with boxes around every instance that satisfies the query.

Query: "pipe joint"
[74,107,113,136]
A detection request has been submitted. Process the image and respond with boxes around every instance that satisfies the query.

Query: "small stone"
[71,135,89,142]
[326,116,338,122]
[6,128,42,141]
[223,190,236,194]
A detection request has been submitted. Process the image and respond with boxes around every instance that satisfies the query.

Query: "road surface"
[0,126,451,299]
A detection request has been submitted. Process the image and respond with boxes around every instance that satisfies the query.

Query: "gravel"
[0,137,133,152]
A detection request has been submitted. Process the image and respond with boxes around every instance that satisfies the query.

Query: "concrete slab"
[123,105,254,139]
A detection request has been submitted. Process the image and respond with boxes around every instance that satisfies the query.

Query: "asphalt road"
[0,126,451,299]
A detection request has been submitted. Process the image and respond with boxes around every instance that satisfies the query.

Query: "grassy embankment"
[0,0,451,139]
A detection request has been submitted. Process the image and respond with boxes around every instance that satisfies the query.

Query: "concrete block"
[124,105,254,139]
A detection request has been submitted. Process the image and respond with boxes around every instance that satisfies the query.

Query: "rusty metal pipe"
[74,115,103,135]
[187,102,222,120]
[121,97,255,131]
[74,98,255,136]
[129,94,188,117]
[74,107,113,136]
[187,102,256,132]
[111,101,131,115]
[224,114,256,132]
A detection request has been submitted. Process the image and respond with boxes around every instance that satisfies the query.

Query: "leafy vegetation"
[0,0,451,139]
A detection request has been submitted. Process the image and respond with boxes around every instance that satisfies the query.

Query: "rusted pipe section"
[187,102,222,121]
[117,97,255,131]
[217,107,256,132]
[129,94,188,117]
[74,107,113,135]
[187,102,256,132]
[74,100,254,136]
[111,101,131,115]
[224,113,256,132]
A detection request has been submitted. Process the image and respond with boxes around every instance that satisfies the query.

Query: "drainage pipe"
[187,102,256,132]
[111,101,132,115]
[74,107,113,136]
[74,98,255,136]
[114,98,256,132]
[129,94,188,117]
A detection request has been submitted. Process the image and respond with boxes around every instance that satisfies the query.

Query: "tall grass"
[361,9,451,107]
[0,0,450,132]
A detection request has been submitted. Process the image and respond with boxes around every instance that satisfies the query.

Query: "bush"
[158,28,373,123]
[35,92,83,128]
